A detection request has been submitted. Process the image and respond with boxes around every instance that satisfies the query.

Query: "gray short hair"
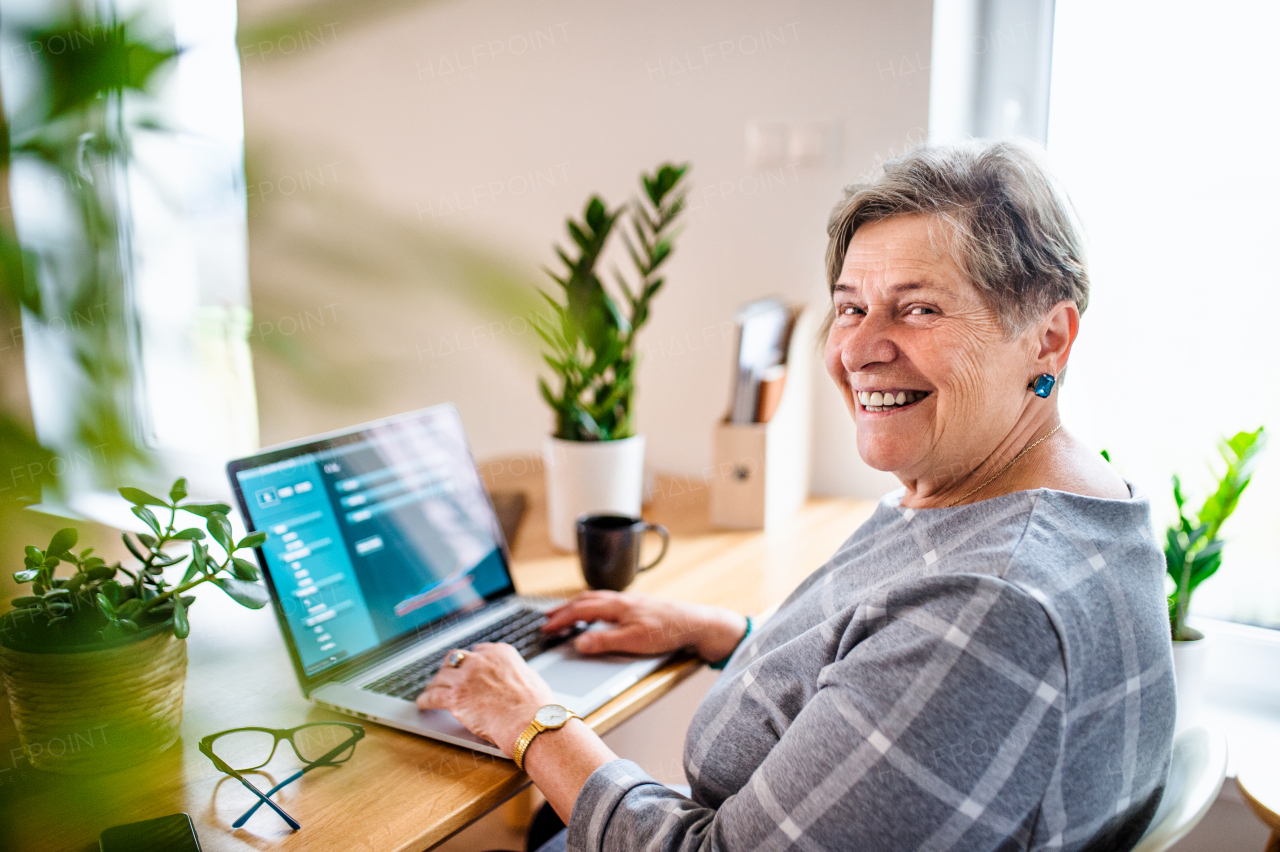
[825,140,1089,333]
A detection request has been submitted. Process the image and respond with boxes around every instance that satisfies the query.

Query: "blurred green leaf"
[122,533,148,562]
[231,557,260,581]
[206,512,233,552]
[86,564,116,581]
[182,502,231,519]
[1166,426,1267,640]
[191,540,209,573]
[0,227,41,314]
[22,20,179,122]
[48,528,78,556]
[0,418,55,503]
[179,560,201,585]
[101,580,123,604]
[214,577,269,609]
[119,487,168,507]
[132,505,162,536]
[172,596,189,639]
[149,551,180,569]
[237,531,267,550]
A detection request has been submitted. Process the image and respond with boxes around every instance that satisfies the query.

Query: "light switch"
[746,119,840,169]
[787,121,839,168]
[746,121,789,169]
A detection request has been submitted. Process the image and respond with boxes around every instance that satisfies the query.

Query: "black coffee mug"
[576,514,670,591]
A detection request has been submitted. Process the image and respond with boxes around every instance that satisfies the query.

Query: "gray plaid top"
[567,485,1176,851]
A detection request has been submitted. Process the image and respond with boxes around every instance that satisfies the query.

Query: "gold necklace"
[946,423,1063,508]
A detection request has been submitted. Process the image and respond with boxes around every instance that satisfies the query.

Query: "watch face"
[535,704,570,727]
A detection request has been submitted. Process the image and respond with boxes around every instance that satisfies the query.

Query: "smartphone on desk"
[100,813,201,852]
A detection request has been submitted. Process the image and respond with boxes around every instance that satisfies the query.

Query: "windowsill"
[28,484,251,539]
[28,490,151,533]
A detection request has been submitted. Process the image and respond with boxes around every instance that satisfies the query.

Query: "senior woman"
[419,141,1176,852]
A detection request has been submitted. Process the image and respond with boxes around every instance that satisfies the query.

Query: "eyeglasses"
[199,722,365,830]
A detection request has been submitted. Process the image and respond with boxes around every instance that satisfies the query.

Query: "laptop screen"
[227,405,515,682]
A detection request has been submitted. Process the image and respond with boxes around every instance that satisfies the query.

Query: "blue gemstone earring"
[1029,373,1056,398]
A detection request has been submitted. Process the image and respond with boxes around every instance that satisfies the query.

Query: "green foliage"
[1165,427,1267,641]
[25,19,178,123]
[0,13,180,504]
[1,477,269,650]
[533,163,689,441]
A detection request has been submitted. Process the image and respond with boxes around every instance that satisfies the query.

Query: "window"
[1,0,256,513]
[1047,0,1280,628]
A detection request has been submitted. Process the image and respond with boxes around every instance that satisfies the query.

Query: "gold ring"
[446,650,468,668]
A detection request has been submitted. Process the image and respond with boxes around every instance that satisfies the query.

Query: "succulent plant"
[3,477,269,649]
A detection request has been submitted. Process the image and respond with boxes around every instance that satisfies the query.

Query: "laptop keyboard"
[363,607,577,701]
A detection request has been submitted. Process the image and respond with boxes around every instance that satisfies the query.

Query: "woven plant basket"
[0,628,187,774]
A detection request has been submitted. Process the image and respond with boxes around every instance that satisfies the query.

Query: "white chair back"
[1131,726,1228,852]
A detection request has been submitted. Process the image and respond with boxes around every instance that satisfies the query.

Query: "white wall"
[238,0,931,498]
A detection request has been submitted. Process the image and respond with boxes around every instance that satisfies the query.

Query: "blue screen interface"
[234,410,512,677]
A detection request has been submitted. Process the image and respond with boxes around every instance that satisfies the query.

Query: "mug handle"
[638,523,670,572]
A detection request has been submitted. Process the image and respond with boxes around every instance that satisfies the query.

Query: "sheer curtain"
[1047,0,1280,626]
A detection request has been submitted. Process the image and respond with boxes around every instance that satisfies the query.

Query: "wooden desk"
[1237,763,1280,852]
[0,464,874,852]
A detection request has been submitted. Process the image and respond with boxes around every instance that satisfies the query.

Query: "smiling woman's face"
[825,214,1040,484]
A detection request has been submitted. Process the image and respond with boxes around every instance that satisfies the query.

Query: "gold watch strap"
[511,720,544,771]
[512,708,579,770]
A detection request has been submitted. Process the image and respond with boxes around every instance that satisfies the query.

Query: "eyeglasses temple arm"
[232,771,304,830]
[226,731,360,829]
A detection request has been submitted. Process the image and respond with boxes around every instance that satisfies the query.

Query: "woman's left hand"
[416,643,555,756]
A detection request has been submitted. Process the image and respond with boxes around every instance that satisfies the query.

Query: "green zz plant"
[1165,427,1267,641]
[5,477,269,649]
[534,163,689,441]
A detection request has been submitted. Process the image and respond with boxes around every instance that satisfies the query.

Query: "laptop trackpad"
[535,652,638,697]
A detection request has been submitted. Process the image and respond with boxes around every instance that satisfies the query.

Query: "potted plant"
[1164,427,1266,725]
[0,478,269,774]
[534,163,689,550]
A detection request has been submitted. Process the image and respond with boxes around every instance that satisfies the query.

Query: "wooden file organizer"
[710,303,819,530]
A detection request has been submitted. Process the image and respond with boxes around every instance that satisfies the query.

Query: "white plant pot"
[1172,633,1212,730]
[544,434,646,552]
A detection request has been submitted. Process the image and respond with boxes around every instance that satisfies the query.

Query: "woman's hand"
[542,591,749,664]
[416,643,554,756]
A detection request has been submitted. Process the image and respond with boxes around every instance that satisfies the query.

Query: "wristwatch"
[512,703,579,770]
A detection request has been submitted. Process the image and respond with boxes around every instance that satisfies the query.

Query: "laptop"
[226,404,670,757]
